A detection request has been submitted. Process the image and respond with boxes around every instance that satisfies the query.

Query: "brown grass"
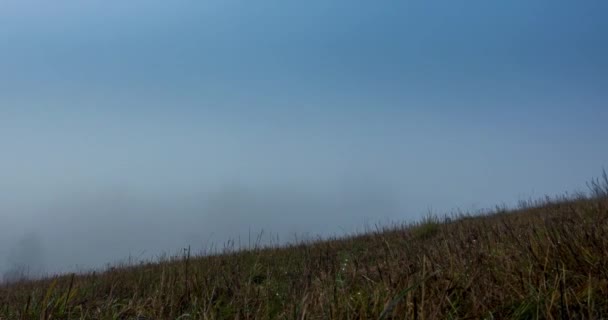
[1,183,608,319]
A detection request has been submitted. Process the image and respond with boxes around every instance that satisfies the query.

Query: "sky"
[0,0,607,277]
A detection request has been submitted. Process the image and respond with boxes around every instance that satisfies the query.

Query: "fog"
[1,0,608,279]
[1,181,402,277]
[0,142,604,279]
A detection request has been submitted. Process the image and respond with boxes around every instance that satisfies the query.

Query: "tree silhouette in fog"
[2,232,45,283]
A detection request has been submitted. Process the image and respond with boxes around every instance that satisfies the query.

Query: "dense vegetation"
[1,174,608,319]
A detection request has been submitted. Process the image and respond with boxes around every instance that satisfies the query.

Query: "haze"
[1,1,607,277]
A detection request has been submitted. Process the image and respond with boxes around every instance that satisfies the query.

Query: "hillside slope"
[1,194,607,319]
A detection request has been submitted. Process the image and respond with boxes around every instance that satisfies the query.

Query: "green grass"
[1,178,608,319]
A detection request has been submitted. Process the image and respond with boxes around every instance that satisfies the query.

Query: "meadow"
[1,173,607,319]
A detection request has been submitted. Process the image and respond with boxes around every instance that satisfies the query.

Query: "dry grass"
[1,178,608,319]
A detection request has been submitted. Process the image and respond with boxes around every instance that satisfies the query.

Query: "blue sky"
[0,0,607,274]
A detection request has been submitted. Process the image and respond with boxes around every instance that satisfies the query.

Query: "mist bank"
[0,181,406,279]
[1,171,597,280]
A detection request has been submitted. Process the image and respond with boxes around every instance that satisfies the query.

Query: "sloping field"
[1,189,607,319]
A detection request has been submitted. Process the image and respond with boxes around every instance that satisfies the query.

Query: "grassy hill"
[1,178,608,319]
